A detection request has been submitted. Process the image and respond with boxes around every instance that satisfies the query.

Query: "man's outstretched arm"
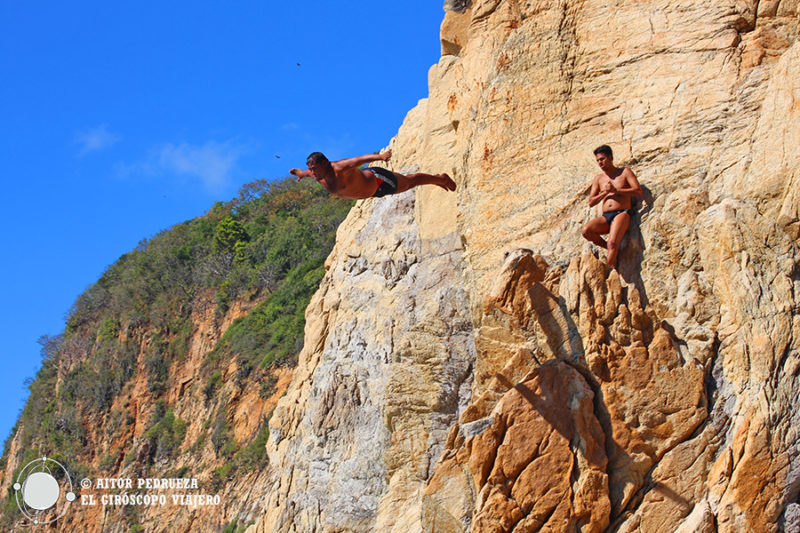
[290,168,313,181]
[334,150,392,169]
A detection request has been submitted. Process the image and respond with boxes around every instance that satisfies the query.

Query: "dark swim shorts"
[367,167,399,198]
[602,209,636,225]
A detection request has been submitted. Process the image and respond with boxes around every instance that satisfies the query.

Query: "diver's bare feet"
[439,173,456,191]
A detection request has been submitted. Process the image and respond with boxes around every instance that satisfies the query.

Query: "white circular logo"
[13,455,76,524]
[22,472,60,510]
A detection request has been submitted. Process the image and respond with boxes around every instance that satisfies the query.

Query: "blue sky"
[0,1,444,447]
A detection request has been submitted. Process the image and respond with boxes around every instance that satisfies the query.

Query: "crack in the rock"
[752,0,760,32]
[770,342,795,395]
[527,497,561,533]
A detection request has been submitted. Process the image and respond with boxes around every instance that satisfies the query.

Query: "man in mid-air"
[581,144,642,269]
[290,150,456,200]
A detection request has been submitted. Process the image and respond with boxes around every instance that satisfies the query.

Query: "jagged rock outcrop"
[423,249,712,532]
[251,1,799,532]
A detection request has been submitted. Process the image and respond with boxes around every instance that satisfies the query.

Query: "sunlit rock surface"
[251,1,800,532]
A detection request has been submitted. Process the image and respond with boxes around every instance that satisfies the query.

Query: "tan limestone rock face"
[254,193,475,533]
[423,361,610,533]
[560,254,709,516]
[449,249,709,530]
[251,1,800,532]
[441,3,472,57]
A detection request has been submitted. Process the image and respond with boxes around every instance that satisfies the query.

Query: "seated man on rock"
[290,150,456,200]
[581,144,642,270]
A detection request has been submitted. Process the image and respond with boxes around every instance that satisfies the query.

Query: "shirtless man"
[581,145,642,269]
[290,150,456,200]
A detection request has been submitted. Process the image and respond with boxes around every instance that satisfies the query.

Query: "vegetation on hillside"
[0,178,352,528]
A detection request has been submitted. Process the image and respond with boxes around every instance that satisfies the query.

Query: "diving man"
[290,150,456,200]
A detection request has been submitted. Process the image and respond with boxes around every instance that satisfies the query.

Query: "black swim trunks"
[602,209,635,225]
[367,166,399,198]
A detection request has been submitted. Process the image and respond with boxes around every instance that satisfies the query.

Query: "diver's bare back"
[597,168,636,211]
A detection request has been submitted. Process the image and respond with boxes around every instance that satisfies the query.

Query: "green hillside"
[0,177,352,527]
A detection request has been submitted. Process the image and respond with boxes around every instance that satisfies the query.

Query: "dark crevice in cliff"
[543,328,618,529]
[704,333,723,424]
[556,0,580,103]
[772,341,795,394]
[575,362,621,530]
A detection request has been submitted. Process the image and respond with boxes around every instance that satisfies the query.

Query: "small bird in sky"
[275,155,281,159]
[296,62,301,67]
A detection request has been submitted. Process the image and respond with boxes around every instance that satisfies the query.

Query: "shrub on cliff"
[143,401,188,462]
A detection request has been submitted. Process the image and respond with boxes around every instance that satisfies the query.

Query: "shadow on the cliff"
[618,184,654,308]
[649,482,691,510]
[658,320,689,356]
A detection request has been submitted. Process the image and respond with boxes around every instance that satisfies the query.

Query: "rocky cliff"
[249,1,800,532]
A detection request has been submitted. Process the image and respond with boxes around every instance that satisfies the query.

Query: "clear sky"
[0,1,444,448]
